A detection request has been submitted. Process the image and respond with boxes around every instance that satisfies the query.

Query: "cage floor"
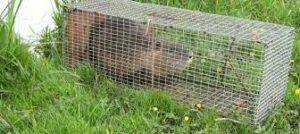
[109,75,256,121]
[165,82,256,116]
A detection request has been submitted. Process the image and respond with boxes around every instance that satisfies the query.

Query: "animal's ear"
[155,41,162,49]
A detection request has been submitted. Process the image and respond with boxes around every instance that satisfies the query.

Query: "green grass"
[0,0,300,133]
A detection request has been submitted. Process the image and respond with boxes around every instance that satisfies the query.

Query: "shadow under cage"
[62,0,295,124]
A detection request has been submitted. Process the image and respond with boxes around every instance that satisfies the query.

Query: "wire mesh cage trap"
[62,0,295,124]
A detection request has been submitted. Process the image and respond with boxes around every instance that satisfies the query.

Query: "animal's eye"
[155,42,161,49]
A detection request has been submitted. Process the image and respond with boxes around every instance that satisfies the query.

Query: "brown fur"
[85,16,193,86]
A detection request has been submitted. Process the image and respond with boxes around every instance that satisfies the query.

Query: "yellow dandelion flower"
[195,103,202,110]
[249,52,255,57]
[201,59,206,63]
[295,89,300,96]
[216,67,223,73]
[290,60,295,64]
[183,116,190,122]
[152,107,158,112]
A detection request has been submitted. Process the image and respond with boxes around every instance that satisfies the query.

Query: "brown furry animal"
[85,16,193,86]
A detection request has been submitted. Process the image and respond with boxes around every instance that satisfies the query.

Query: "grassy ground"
[1,0,300,133]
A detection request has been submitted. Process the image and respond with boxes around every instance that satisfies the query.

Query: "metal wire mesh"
[62,0,295,124]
